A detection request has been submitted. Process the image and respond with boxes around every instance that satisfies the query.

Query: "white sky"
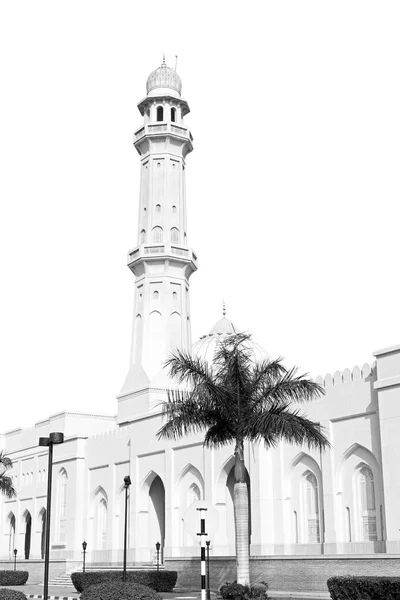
[1,1,399,433]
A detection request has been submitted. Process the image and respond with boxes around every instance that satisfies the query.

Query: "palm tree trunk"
[234,440,250,585]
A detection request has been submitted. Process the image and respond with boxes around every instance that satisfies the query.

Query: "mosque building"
[1,60,400,576]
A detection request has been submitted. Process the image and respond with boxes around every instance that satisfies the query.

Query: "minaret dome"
[146,57,182,98]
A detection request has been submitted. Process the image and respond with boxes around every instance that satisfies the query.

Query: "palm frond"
[0,476,16,499]
[156,389,217,441]
[245,402,330,451]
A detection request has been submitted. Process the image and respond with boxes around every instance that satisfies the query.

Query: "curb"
[25,596,78,600]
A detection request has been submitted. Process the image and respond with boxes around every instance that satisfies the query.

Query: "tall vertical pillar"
[117,60,197,424]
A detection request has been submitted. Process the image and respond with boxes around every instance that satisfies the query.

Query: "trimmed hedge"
[80,582,162,600]
[327,576,400,600]
[220,581,269,600]
[0,591,27,600]
[71,570,177,593]
[0,572,29,586]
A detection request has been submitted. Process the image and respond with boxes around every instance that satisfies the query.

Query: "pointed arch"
[288,452,323,544]
[215,456,235,504]
[38,507,46,559]
[21,510,32,559]
[336,443,382,542]
[152,226,163,243]
[56,468,68,543]
[92,486,108,550]
[6,512,16,557]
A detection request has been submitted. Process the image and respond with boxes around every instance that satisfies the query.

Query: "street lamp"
[155,541,160,573]
[82,541,87,573]
[39,432,64,600]
[123,475,131,583]
[205,541,211,600]
[13,549,17,571]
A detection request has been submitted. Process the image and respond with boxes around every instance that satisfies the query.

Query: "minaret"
[117,59,197,423]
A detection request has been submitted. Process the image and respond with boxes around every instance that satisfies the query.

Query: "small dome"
[192,316,268,365]
[146,59,182,96]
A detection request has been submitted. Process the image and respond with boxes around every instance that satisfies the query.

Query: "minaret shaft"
[118,62,197,416]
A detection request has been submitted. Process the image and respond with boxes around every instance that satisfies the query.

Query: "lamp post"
[205,541,211,600]
[13,549,17,571]
[39,432,64,600]
[123,475,131,583]
[155,541,160,573]
[82,541,87,573]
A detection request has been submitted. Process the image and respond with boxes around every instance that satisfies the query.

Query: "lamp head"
[82,541,87,551]
[124,475,131,487]
[155,541,161,551]
[49,432,64,444]
[13,549,17,556]
[39,437,50,447]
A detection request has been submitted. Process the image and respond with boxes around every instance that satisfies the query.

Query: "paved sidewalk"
[1,584,330,600]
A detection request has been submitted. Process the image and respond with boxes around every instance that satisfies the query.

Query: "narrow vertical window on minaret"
[171,228,180,244]
[172,205,177,214]
[153,291,159,300]
[171,107,176,122]
[140,229,146,243]
[152,226,163,242]
[157,106,163,121]
[172,291,177,302]
[155,204,161,212]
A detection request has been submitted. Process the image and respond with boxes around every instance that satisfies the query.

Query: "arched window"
[153,291,159,300]
[304,472,320,542]
[56,469,68,543]
[171,107,176,122]
[140,229,146,243]
[155,204,161,212]
[152,226,163,242]
[157,106,163,122]
[98,498,107,550]
[172,205,177,214]
[358,465,377,540]
[172,291,177,302]
[186,483,200,507]
[171,227,180,244]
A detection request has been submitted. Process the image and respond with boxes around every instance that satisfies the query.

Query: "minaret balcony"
[127,243,198,276]
[134,123,193,143]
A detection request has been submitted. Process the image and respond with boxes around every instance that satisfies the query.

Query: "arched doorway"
[24,512,32,559]
[8,513,16,557]
[149,476,165,560]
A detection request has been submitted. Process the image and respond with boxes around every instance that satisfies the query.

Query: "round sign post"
[183,501,219,600]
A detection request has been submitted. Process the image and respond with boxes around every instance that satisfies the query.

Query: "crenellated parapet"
[315,362,376,388]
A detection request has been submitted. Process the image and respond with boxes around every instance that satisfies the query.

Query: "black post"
[155,541,160,572]
[206,541,210,600]
[39,432,64,600]
[123,475,131,582]
[13,549,17,571]
[82,541,87,573]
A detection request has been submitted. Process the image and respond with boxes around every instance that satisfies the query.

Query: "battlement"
[315,362,376,388]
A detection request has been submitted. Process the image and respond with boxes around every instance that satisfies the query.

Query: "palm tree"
[0,451,16,499]
[157,332,330,585]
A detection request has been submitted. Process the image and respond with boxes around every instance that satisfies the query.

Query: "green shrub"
[71,570,177,593]
[0,572,29,586]
[0,590,27,600]
[80,582,162,600]
[220,581,269,600]
[327,576,400,600]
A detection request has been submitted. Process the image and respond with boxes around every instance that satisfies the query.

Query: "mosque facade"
[1,61,400,569]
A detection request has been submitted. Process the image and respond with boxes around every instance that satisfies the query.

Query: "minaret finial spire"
[175,55,178,71]
[162,53,166,65]
[222,301,226,317]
